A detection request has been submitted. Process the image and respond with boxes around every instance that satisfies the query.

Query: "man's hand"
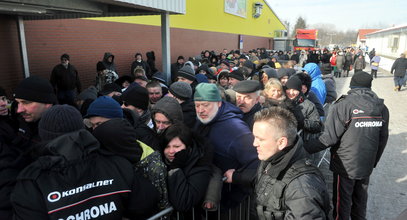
[223,169,235,183]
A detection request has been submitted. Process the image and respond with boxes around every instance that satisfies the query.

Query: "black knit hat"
[13,76,57,104]
[177,65,196,81]
[60,53,70,60]
[99,83,122,96]
[350,71,373,88]
[285,76,302,92]
[121,85,149,110]
[39,105,84,141]
[169,81,192,100]
[229,68,245,81]
[96,61,106,72]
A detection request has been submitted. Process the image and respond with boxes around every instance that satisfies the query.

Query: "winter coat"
[181,100,197,129]
[131,60,150,78]
[307,91,325,117]
[370,56,381,70]
[0,115,18,219]
[122,108,160,150]
[344,52,353,70]
[336,54,345,71]
[256,137,330,219]
[50,63,81,92]
[322,73,337,104]
[165,135,213,212]
[391,57,407,77]
[303,63,327,104]
[305,88,389,179]
[92,119,168,209]
[353,57,366,71]
[243,102,262,131]
[194,101,259,208]
[11,130,160,220]
[102,52,118,75]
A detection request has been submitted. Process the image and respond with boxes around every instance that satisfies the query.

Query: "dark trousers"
[371,69,378,78]
[332,173,369,220]
[57,89,76,106]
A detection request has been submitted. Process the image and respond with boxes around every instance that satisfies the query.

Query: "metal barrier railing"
[146,192,252,220]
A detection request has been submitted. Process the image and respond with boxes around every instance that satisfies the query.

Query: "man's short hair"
[146,81,162,90]
[254,107,297,146]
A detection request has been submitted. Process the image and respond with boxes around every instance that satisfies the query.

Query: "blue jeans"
[394,76,404,87]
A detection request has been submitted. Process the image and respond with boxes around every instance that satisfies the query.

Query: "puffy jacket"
[11,130,159,220]
[256,137,330,219]
[194,101,259,208]
[303,63,327,104]
[306,89,389,179]
[391,57,407,77]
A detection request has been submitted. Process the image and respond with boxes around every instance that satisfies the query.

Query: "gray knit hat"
[169,81,192,100]
[151,96,183,123]
[39,105,84,141]
[177,65,196,81]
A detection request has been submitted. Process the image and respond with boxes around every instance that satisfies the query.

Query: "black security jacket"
[11,130,159,220]
[305,88,389,179]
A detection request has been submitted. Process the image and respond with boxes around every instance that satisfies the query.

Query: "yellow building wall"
[87,0,285,38]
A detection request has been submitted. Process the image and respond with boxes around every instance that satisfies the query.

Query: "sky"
[266,0,407,32]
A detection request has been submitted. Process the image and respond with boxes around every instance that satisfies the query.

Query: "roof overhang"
[0,0,186,19]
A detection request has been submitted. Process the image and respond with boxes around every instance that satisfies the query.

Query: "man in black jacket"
[50,53,81,106]
[391,52,407,91]
[304,71,389,220]
[253,107,330,219]
[167,81,196,129]
[233,80,262,131]
[11,105,159,220]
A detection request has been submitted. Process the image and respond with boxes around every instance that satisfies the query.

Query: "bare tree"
[292,16,307,37]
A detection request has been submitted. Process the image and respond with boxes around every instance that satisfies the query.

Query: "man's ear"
[277,136,288,151]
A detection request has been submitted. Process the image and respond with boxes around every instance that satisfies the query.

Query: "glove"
[169,149,189,169]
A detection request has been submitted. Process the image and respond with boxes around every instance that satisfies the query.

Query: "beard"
[197,104,219,124]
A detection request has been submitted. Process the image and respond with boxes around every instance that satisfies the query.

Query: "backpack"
[256,159,325,220]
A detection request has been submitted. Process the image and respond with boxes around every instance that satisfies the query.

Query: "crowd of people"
[0,47,390,220]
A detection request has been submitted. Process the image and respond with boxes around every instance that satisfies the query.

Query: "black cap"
[229,68,245,81]
[13,76,57,104]
[350,71,373,88]
[121,85,149,110]
[233,80,261,94]
[99,83,122,96]
[285,76,302,92]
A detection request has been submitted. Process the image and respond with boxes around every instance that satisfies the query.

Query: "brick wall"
[3,18,271,91]
[0,15,24,96]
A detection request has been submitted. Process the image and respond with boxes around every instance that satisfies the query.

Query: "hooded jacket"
[194,101,259,208]
[305,88,389,179]
[11,130,159,220]
[322,73,337,104]
[102,52,118,74]
[303,63,327,104]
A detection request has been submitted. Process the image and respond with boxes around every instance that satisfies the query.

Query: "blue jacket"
[194,101,259,207]
[303,63,327,104]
